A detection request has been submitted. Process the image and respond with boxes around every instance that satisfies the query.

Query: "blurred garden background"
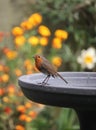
[0,0,96,130]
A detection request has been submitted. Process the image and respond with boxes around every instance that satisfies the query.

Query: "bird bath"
[18,72,96,130]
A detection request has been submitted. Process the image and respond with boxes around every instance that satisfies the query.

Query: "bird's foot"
[37,82,49,86]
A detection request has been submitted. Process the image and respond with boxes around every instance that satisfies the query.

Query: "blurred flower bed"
[0,13,71,130]
[0,0,96,129]
[0,12,79,130]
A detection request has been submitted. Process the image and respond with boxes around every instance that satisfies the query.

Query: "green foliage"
[57,108,79,130]
[30,107,79,130]
[30,0,96,71]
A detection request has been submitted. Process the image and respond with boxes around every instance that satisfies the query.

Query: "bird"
[33,54,68,85]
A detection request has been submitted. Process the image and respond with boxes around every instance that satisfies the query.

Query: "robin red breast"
[33,55,68,85]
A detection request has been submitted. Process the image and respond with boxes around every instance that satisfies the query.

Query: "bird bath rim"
[18,72,96,130]
[18,72,96,96]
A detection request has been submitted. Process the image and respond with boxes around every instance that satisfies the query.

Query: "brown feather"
[33,55,68,84]
[56,72,68,84]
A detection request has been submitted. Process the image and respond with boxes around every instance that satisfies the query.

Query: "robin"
[33,55,68,85]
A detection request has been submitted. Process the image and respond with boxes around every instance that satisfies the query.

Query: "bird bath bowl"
[18,72,96,130]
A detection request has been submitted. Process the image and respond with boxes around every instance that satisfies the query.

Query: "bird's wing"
[42,58,56,76]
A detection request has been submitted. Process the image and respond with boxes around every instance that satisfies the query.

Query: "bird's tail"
[56,72,68,84]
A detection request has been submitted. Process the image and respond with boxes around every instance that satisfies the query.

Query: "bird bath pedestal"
[18,72,96,130]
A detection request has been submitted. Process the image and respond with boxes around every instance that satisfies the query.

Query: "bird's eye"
[38,56,40,58]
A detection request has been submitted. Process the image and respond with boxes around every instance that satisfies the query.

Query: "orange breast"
[35,58,43,69]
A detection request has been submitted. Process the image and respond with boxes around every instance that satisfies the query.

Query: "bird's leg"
[44,75,50,85]
[42,75,50,85]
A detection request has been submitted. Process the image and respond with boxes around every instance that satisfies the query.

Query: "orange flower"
[38,25,51,37]
[0,32,5,37]
[2,47,10,54]
[0,32,5,42]
[1,74,9,82]
[52,37,62,49]
[17,105,26,113]
[28,13,42,26]
[0,77,3,83]
[0,88,5,96]
[28,36,39,46]
[24,60,33,74]
[0,65,9,73]
[3,96,9,103]
[7,85,15,94]
[6,50,17,60]
[15,69,22,76]
[0,65,4,71]
[55,29,68,40]
[26,64,33,70]
[26,70,33,74]
[25,102,32,109]
[12,27,24,36]
[24,59,31,67]
[4,107,12,114]
[19,113,32,122]
[3,66,9,72]
[17,91,23,97]
[52,57,62,67]
[28,111,37,119]
[15,125,25,130]
[20,20,33,30]
[19,114,27,121]
[25,116,32,122]
[39,37,48,46]
[14,36,26,47]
